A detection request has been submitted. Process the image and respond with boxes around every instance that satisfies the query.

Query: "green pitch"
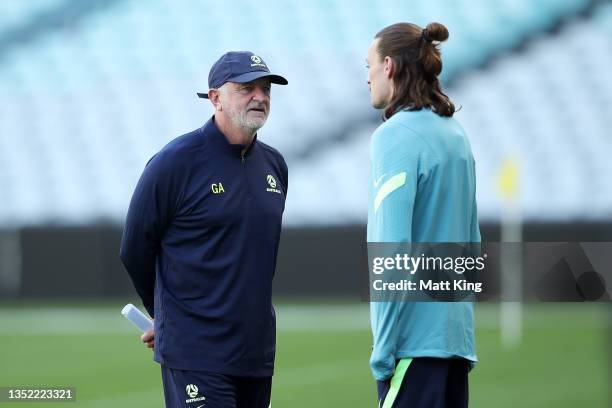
[0,302,608,407]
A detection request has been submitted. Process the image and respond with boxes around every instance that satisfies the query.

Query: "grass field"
[0,302,609,407]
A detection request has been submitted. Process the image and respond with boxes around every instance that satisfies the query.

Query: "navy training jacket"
[120,116,287,377]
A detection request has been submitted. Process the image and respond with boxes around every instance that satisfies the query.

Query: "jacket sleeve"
[368,124,427,381]
[119,152,180,317]
[278,152,289,197]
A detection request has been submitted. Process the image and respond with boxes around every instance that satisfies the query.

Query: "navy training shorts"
[161,366,271,408]
[377,357,470,408]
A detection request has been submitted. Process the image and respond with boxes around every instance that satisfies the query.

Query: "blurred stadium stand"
[0,0,611,297]
[0,0,610,226]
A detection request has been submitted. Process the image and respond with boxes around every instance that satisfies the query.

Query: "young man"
[366,23,480,408]
[120,51,288,408]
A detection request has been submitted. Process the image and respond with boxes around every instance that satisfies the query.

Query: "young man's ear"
[208,89,222,111]
[383,56,395,79]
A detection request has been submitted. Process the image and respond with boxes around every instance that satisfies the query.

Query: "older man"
[120,51,288,408]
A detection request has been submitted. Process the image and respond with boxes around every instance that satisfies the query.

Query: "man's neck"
[214,114,255,146]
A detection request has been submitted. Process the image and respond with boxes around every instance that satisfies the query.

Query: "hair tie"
[421,29,431,43]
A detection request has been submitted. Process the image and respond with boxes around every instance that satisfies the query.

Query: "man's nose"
[251,87,270,102]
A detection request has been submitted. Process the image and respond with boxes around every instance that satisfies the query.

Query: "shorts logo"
[185,383,206,404]
[266,175,282,194]
[186,384,198,398]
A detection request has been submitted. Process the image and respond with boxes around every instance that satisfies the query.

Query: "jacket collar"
[201,116,258,159]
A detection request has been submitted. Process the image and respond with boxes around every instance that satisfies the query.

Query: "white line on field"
[0,304,608,335]
[0,305,371,335]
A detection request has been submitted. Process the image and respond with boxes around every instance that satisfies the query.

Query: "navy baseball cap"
[197,51,288,98]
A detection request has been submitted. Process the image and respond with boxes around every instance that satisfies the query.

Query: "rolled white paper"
[121,303,153,332]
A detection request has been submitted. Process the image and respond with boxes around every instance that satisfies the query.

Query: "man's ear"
[208,90,222,111]
[383,56,395,79]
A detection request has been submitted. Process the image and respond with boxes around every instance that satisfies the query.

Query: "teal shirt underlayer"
[367,108,480,381]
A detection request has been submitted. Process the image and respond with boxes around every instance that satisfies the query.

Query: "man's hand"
[141,327,155,349]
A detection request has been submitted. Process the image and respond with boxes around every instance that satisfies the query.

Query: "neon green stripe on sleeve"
[374,172,407,214]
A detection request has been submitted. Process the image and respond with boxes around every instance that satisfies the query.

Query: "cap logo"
[250,55,267,68]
